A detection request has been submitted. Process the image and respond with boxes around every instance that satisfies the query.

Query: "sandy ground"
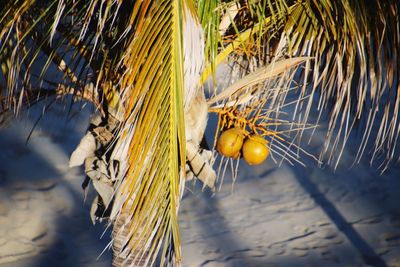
[0,102,400,267]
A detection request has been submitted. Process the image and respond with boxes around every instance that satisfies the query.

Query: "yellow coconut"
[242,135,269,165]
[217,127,244,158]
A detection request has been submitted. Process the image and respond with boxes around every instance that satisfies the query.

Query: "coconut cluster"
[216,127,269,165]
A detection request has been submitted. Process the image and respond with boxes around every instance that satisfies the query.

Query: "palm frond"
[278,0,400,168]
[207,56,310,104]
[0,0,124,114]
[196,0,221,85]
[203,0,400,168]
[1,0,196,265]
[104,1,193,265]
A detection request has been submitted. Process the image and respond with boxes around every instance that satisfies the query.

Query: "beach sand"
[0,101,399,267]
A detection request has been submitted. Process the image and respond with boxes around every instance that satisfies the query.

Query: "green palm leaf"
[1,0,195,265]
[106,1,190,265]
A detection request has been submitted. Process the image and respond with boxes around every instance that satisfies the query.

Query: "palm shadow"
[0,104,112,267]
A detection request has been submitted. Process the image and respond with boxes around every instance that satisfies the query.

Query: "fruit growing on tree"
[217,127,244,158]
[242,135,270,165]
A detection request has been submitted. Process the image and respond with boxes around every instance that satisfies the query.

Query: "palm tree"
[1,0,399,266]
